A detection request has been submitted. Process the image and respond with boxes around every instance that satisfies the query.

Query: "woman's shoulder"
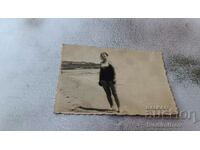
[108,61,114,67]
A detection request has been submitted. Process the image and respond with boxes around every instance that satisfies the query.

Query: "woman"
[98,52,120,112]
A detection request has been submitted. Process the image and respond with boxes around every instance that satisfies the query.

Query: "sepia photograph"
[55,44,178,115]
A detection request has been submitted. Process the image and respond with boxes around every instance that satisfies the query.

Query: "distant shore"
[61,61,100,70]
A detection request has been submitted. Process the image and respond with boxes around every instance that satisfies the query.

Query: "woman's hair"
[100,52,109,57]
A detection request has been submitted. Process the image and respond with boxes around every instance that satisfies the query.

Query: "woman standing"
[98,52,120,112]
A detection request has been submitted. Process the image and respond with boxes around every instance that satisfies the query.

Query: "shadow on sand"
[78,106,113,112]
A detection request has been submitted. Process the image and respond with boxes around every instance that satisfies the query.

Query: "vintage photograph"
[55,44,178,115]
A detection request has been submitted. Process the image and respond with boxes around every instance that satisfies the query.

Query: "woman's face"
[100,53,108,62]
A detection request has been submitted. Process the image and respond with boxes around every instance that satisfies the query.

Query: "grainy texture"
[0,18,200,130]
[55,45,178,116]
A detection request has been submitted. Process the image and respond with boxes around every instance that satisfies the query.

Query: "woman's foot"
[111,106,115,111]
[117,107,120,113]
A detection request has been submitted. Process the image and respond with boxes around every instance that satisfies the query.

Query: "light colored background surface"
[0,18,200,130]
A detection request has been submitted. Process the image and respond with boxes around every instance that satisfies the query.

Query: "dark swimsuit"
[99,64,115,85]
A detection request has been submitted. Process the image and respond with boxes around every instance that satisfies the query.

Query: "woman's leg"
[109,82,120,111]
[101,81,113,108]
